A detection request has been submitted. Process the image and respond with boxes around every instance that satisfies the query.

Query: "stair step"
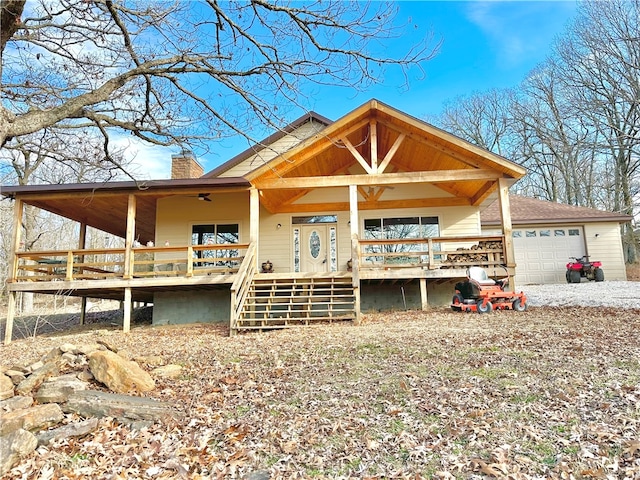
[234,274,356,331]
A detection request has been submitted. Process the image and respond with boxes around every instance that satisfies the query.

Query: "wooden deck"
[6,236,508,298]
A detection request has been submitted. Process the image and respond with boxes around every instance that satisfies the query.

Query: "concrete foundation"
[152,289,230,325]
[360,279,458,312]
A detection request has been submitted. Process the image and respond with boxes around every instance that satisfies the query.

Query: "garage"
[481,195,631,285]
[512,226,585,285]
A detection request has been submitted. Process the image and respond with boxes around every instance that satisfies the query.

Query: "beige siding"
[219,122,325,178]
[257,210,293,272]
[155,192,250,247]
[584,222,627,280]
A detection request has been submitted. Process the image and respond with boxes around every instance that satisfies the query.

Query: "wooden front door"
[300,225,329,272]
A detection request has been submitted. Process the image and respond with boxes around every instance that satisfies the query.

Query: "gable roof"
[246,99,526,213]
[481,195,632,226]
[203,111,333,178]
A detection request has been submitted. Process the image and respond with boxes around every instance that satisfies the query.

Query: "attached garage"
[481,195,631,285]
[511,226,585,284]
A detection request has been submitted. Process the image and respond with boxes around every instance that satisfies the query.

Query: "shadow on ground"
[0,307,153,342]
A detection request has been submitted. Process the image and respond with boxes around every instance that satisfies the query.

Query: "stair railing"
[230,242,257,335]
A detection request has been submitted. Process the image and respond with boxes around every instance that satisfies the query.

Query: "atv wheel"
[512,298,527,312]
[595,268,604,282]
[567,269,581,284]
[476,300,492,314]
[451,293,464,311]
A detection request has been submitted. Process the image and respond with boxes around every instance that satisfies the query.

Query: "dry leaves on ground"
[2,306,640,479]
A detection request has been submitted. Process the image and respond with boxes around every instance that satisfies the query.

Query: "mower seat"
[467,267,496,285]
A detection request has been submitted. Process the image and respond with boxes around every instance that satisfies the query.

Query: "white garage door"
[513,227,585,285]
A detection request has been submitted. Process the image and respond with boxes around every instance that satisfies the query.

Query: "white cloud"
[109,135,174,180]
[464,1,576,69]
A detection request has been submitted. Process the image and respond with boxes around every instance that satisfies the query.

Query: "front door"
[300,225,329,272]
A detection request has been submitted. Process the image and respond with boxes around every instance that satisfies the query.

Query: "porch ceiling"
[248,100,526,214]
[2,178,251,243]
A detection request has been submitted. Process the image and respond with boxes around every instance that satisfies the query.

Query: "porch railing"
[11,244,250,282]
[357,235,506,270]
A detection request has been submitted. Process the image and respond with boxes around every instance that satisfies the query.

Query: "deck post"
[420,278,428,310]
[497,178,515,269]
[123,287,132,333]
[250,188,259,255]
[349,185,361,325]
[4,197,24,344]
[123,194,136,280]
[79,223,87,325]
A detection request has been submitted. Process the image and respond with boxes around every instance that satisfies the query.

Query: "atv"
[451,266,528,313]
[566,255,604,283]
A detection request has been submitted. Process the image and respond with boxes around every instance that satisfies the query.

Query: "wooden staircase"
[234,274,356,330]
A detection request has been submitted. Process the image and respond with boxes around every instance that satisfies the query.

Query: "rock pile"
[0,340,184,475]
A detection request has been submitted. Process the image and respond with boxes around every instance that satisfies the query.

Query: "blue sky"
[134,0,579,178]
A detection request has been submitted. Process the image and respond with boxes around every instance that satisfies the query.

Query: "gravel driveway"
[520,280,640,308]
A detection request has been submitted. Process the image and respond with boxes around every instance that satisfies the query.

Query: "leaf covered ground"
[2,306,640,479]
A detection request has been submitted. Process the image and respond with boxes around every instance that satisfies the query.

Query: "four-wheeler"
[566,255,604,283]
[451,266,528,313]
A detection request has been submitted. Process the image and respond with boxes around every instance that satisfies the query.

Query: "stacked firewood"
[444,241,504,266]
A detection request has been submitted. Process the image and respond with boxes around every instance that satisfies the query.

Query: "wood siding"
[219,122,326,178]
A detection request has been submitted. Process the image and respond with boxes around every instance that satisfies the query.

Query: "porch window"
[191,223,239,266]
[363,216,439,264]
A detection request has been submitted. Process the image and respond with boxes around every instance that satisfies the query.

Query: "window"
[292,215,337,224]
[569,229,581,236]
[526,230,537,238]
[540,230,551,237]
[191,223,239,266]
[363,216,440,263]
[554,230,566,237]
[512,231,522,238]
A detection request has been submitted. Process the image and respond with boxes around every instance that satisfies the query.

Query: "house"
[2,99,527,344]
[481,195,631,284]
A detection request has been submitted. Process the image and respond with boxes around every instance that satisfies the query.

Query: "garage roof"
[481,195,632,226]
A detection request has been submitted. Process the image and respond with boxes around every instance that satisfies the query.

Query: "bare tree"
[551,0,640,260]
[437,89,516,158]
[1,0,438,167]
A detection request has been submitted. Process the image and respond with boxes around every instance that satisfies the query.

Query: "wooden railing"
[357,235,506,270]
[230,242,257,335]
[11,244,249,282]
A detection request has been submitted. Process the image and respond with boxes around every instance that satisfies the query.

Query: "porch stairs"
[234,275,356,330]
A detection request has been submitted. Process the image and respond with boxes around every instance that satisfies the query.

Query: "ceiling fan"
[184,193,212,202]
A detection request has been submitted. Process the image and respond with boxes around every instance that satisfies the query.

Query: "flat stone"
[59,343,77,353]
[64,390,178,422]
[15,362,59,396]
[4,370,26,385]
[0,429,38,476]
[0,403,64,436]
[75,343,106,356]
[0,396,33,413]
[152,365,183,379]
[37,418,99,446]
[0,374,14,401]
[35,375,87,404]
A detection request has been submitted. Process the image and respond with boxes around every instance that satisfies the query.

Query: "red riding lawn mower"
[566,255,604,283]
[451,266,528,313]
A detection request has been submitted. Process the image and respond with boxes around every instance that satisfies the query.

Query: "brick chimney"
[171,150,204,179]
